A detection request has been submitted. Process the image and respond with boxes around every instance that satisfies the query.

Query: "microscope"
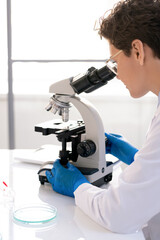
[36,64,118,187]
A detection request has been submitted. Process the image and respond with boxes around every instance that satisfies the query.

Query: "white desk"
[0,149,145,240]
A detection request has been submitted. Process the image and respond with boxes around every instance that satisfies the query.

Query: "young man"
[46,0,160,238]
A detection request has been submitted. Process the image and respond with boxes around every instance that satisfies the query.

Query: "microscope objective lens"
[62,108,69,122]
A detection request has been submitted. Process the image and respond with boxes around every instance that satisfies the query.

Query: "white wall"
[0,94,157,149]
[0,95,8,148]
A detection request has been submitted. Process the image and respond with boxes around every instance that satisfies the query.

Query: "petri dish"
[13,203,57,225]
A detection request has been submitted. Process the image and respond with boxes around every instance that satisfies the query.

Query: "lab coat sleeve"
[74,106,160,234]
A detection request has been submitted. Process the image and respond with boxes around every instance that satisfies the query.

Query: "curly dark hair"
[99,0,160,58]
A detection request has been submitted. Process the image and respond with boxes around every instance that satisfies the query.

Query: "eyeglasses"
[106,50,122,75]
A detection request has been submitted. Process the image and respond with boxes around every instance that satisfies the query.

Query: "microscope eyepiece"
[70,65,116,94]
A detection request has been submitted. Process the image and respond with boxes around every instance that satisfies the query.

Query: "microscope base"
[37,161,113,187]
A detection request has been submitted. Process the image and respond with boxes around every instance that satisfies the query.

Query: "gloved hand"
[105,133,138,165]
[46,159,90,198]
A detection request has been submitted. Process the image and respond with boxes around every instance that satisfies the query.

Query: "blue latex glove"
[46,159,90,198]
[105,133,138,165]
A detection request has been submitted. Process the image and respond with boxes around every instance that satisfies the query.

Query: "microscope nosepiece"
[45,95,70,122]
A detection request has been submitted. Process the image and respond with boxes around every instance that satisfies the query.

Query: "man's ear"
[131,39,145,66]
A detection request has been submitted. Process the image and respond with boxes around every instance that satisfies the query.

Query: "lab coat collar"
[158,92,160,106]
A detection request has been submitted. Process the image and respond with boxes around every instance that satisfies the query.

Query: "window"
[11,0,123,95]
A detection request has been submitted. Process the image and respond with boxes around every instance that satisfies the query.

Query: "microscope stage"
[35,119,85,136]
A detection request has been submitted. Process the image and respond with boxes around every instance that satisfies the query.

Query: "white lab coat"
[74,93,160,238]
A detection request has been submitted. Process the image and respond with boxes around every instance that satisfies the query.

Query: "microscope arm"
[49,77,75,96]
[70,96,106,172]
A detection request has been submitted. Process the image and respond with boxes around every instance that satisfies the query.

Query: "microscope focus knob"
[77,140,96,157]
